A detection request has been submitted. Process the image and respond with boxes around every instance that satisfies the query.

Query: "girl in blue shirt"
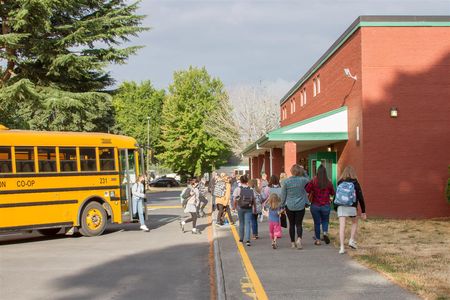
[267,193,283,249]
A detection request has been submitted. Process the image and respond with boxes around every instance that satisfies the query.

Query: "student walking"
[249,179,263,239]
[233,175,255,246]
[281,164,310,249]
[197,177,209,217]
[181,178,200,234]
[267,193,283,249]
[305,165,335,245]
[216,174,234,226]
[335,166,367,254]
[131,175,150,232]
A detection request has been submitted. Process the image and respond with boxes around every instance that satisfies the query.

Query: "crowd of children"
[180,164,366,254]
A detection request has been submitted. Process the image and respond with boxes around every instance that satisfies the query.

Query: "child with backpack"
[334,166,367,254]
[267,193,283,249]
[249,179,263,240]
[180,178,201,234]
[233,175,255,246]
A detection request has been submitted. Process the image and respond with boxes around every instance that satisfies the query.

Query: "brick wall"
[361,27,450,218]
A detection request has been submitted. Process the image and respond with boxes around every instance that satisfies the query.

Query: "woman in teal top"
[281,164,310,249]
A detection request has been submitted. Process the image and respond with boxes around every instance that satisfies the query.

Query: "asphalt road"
[0,191,212,300]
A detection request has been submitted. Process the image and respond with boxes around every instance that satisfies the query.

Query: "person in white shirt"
[132,175,150,232]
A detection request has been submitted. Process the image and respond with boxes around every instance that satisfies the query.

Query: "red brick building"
[243,16,450,218]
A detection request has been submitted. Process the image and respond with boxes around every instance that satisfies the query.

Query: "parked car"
[149,177,180,187]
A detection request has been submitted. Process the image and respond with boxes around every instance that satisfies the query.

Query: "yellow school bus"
[0,125,146,237]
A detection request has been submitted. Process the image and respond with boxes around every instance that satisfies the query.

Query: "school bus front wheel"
[79,202,107,237]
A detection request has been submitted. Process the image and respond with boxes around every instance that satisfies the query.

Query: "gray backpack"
[238,187,254,209]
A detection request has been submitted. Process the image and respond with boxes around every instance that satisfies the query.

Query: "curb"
[212,212,227,300]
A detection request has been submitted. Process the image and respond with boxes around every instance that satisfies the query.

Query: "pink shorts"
[269,221,282,239]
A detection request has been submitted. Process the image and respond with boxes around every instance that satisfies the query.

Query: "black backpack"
[238,187,254,209]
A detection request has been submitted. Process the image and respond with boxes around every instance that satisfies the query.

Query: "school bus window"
[80,147,97,172]
[99,148,115,171]
[38,147,57,173]
[59,147,77,172]
[15,147,35,173]
[0,147,12,173]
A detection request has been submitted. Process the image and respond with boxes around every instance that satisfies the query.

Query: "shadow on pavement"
[0,214,180,245]
[52,243,211,300]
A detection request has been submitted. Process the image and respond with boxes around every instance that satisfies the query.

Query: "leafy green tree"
[158,67,233,177]
[0,0,147,130]
[112,81,164,154]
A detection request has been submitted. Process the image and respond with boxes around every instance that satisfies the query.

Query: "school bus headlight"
[109,191,115,197]
[104,191,109,197]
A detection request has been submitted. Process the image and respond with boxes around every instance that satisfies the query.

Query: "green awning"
[243,106,348,156]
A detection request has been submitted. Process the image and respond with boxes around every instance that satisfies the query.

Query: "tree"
[112,81,164,155]
[0,0,147,130]
[158,67,233,177]
[204,83,282,154]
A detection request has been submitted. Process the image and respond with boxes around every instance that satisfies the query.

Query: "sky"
[109,0,450,100]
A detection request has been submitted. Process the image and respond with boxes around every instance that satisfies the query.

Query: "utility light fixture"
[390,107,398,118]
[344,68,357,80]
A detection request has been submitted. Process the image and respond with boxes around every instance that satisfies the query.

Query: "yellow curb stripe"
[229,221,269,300]
[207,213,217,300]
[148,205,182,209]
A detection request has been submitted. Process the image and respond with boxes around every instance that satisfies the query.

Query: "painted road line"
[207,213,217,300]
[228,221,269,300]
[148,205,182,210]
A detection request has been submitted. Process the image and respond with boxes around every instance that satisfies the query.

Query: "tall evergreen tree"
[158,67,233,177]
[0,0,147,130]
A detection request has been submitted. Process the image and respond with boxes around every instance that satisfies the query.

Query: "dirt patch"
[304,215,450,300]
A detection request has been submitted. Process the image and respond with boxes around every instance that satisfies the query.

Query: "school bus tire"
[79,201,107,237]
[37,228,61,236]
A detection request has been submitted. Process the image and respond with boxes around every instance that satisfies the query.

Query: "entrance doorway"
[308,152,337,187]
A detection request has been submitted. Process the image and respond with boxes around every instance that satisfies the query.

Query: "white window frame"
[317,75,321,94]
[313,78,317,97]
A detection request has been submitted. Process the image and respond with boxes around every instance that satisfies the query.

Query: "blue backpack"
[334,182,356,206]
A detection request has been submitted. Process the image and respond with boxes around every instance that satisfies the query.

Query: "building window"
[290,98,296,113]
[313,78,317,97]
[313,75,320,97]
[317,75,321,94]
[300,88,307,105]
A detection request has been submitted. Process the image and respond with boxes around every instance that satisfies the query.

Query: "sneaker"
[314,240,321,246]
[323,234,330,244]
[251,235,258,240]
[291,242,297,249]
[296,238,303,250]
[246,241,251,246]
[140,225,150,232]
[180,221,185,233]
[349,239,358,249]
[339,248,345,254]
[192,228,199,234]
[239,239,243,243]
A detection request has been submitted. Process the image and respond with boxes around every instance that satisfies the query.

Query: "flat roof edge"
[280,15,450,105]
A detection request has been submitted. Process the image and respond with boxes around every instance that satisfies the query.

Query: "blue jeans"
[310,204,331,240]
[238,208,252,242]
[132,198,146,226]
[251,213,258,236]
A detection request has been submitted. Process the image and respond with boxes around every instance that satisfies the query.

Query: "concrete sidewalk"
[214,212,420,300]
